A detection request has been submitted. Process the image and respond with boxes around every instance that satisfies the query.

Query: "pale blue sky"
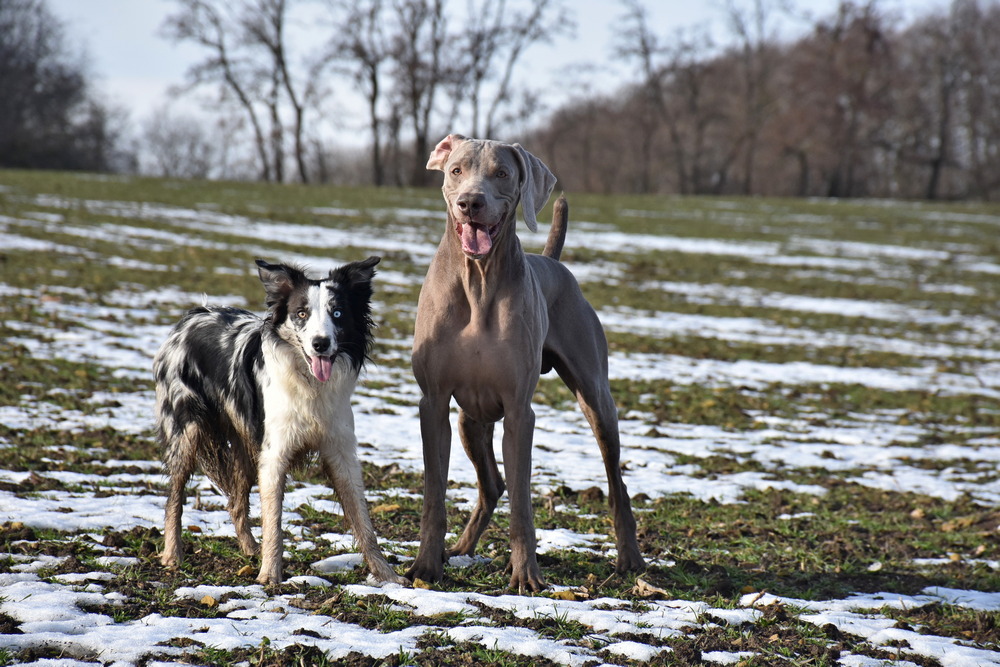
[48,0,947,139]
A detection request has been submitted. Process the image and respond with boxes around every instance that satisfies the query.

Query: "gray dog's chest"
[416,307,544,423]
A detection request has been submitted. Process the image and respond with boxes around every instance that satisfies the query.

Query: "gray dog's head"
[426,134,556,259]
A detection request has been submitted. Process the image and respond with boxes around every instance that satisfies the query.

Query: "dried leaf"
[941,516,975,532]
[634,577,671,599]
[288,598,322,610]
[200,595,217,608]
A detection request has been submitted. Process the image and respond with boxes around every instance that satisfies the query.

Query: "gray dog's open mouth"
[456,221,500,257]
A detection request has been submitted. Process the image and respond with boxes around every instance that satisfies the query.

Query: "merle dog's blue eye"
[333,309,342,318]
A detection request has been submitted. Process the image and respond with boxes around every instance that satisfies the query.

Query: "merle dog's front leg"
[256,442,289,585]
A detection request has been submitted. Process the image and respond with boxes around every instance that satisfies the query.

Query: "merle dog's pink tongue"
[461,223,492,255]
[310,356,333,382]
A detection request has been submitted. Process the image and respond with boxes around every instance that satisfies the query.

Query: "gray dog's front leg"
[405,394,453,583]
[502,406,546,592]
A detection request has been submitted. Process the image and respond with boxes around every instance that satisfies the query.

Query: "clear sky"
[47,0,947,140]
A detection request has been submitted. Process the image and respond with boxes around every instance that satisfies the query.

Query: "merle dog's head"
[255,257,380,382]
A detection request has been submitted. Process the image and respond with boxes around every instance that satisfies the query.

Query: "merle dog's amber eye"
[296,310,308,319]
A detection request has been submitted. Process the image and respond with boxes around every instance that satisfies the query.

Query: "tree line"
[532,0,1000,200]
[0,0,129,172]
[3,0,1000,200]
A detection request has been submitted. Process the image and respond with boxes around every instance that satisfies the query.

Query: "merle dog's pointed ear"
[334,255,380,286]
[256,259,300,306]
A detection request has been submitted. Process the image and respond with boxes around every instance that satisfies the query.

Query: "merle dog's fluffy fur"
[154,257,404,585]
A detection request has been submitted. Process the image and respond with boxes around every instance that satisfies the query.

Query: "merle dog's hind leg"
[226,446,259,557]
[161,428,198,568]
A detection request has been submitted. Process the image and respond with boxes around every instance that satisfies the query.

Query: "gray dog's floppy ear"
[512,144,556,232]
[427,133,468,171]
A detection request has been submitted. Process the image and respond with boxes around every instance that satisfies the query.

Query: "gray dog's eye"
[497,169,507,178]
[451,167,462,175]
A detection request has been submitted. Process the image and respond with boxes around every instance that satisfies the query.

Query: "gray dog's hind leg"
[580,386,645,572]
[555,358,646,573]
[448,411,504,557]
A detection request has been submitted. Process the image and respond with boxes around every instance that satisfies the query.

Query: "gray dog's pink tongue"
[310,356,332,382]
[461,223,492,255]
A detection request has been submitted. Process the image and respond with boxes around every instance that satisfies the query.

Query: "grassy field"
[0,169,999,666]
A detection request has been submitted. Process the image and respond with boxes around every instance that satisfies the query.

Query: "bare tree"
[239,0,322,183]
[613,0,665,193]
[161,0,322,183]
[142,105,217,178]
[389,0,448,187]
[906,11,959,200]
[0,0,124,171]
[162,1,270,180]
[953,0,1000,199]
[895,0,1000,200]
[723,0,787,195]
[475,0,572,138]
[329,0,391,185]
[614,0,719,194]
[820,1,893,198]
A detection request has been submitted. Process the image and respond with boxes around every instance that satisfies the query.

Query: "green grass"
[1,168,999,666]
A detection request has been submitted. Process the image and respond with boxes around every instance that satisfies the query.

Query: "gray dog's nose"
[312,336,330,353]
[456,193,485,216]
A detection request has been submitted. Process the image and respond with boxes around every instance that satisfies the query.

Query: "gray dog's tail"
[542,194,568,261]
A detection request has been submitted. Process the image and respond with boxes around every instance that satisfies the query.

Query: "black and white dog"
[153,257,405,585]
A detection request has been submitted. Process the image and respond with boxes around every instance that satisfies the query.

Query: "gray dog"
[406,134,645,591]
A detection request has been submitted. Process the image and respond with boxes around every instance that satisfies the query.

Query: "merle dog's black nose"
[312,337,330,353]
[456,193,485,215]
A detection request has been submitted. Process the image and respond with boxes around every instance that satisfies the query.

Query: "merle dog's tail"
[542,194,568,261]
